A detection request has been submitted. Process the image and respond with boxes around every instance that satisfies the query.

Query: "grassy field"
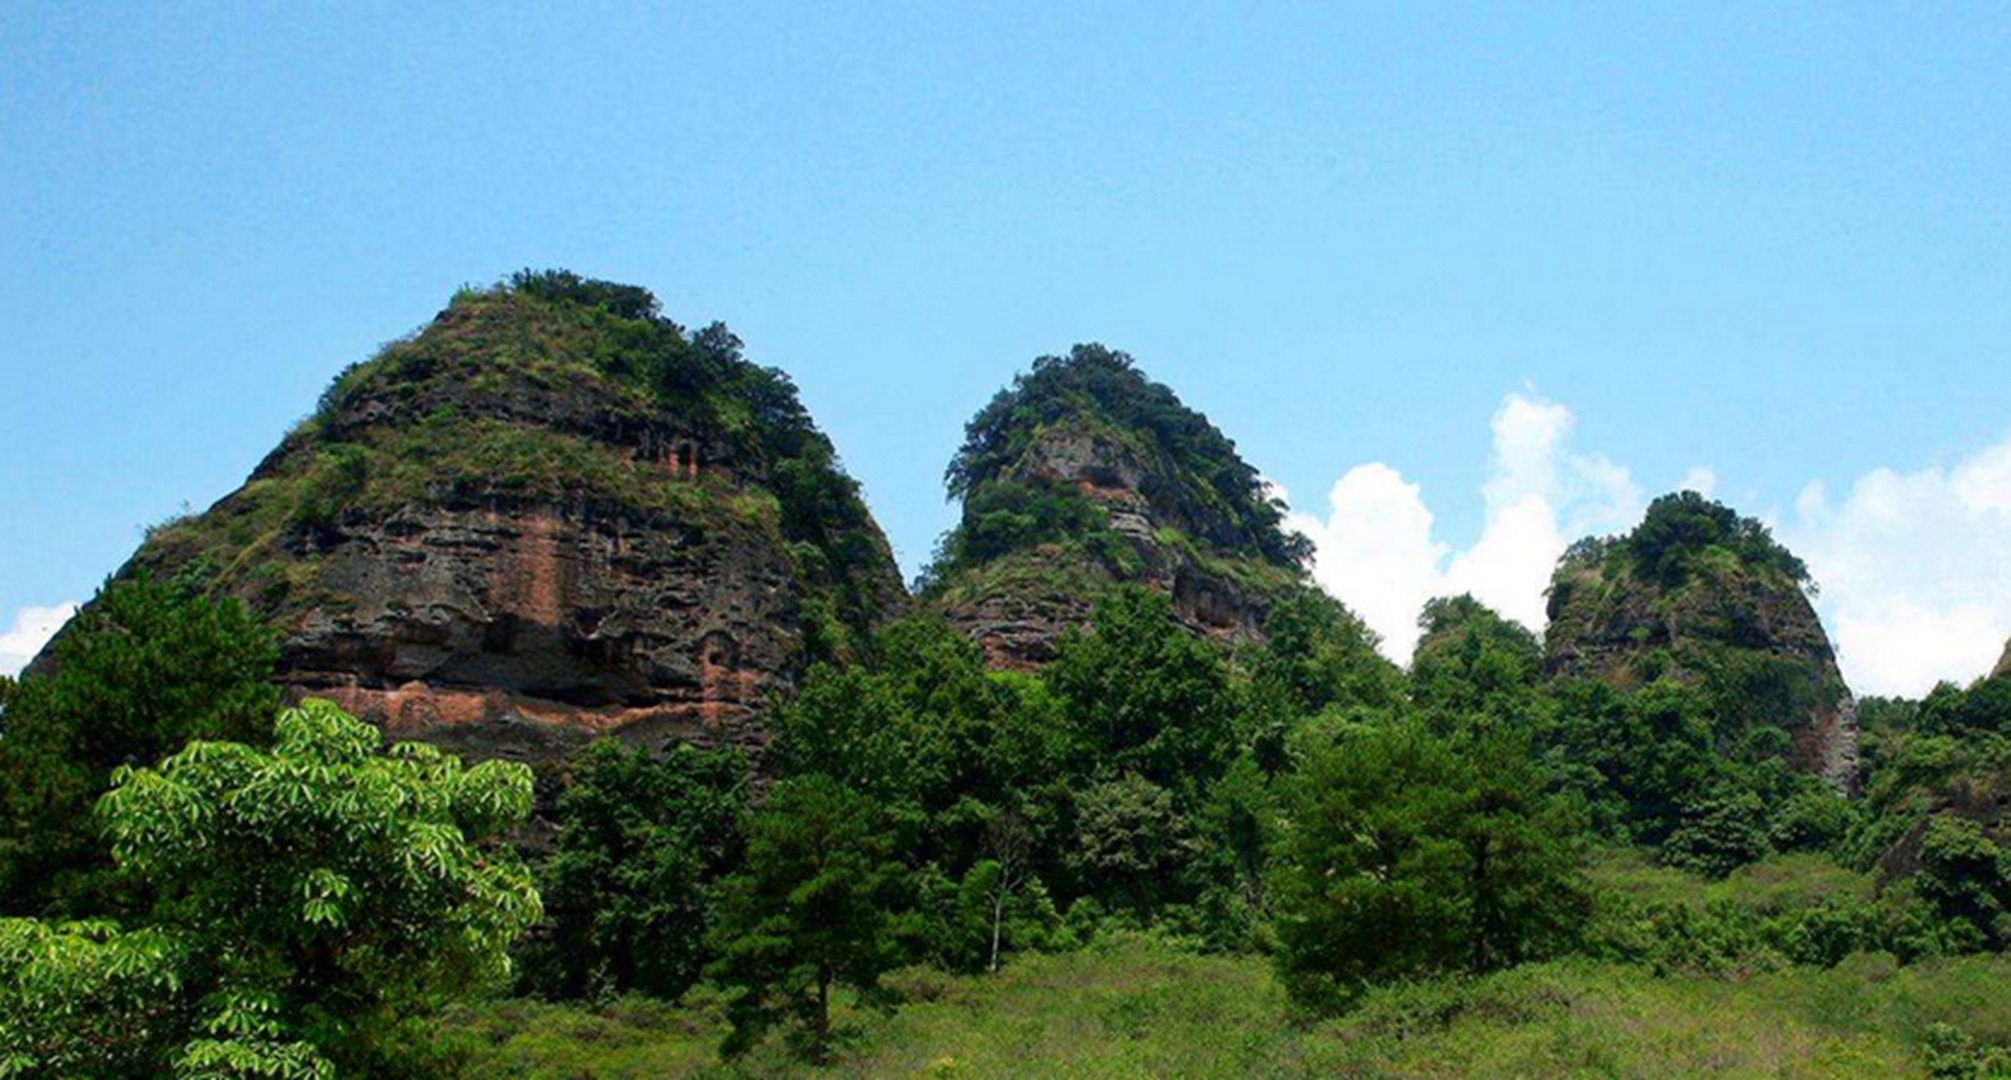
[448,935,2011,1079]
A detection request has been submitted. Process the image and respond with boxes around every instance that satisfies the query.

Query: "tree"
[85,699,543,1077]
[981,807,1032,973]
[774,617,1073,875]
[1244,591,1406,769]
[0,574,279,916]
[1191,752,1282,950]
[1663,785,1774,878]
[1912,816,2011,952]
[1045,587,1239,800]
[1070,773,1198,918]
[1621,490,1810,589]
[707,776,911,1063]
[1410,594,1544,726]
[1273,720,1587,1012]
[530,740,747,1001]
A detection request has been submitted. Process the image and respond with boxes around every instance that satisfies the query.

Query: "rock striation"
[62,272,903,772]
[1544,492,1858,791]
[920,345,1308,668]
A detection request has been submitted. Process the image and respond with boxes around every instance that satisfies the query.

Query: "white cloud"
[1290,390,1643,660]
[1678,466,1718,498]
[0,603,78,678]
[1783,438,2011,697]
[1286,464,1446,658]
[1289,387,2011,697]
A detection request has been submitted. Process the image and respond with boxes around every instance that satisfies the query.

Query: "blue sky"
[4,4,2010,693]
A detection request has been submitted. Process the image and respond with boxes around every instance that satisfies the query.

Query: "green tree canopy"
[528,740,748,1001]
[1273,719,1588,1013]
[93,699,540,1077]
[1243,590,1406,766]
[1409,594,1544,726]
[1614,490,1811,589]
[0,573,278,916]
[1044,587,1240,801]
[707,776,912,1063]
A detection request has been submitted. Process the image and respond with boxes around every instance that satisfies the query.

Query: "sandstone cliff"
[75,272,903,770]
[919,345,1308,668]
[1544,492,1858,791]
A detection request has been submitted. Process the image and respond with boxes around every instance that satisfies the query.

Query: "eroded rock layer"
[922,345,1308,668]
[1544,495,1858,792]
[85,274,904,770]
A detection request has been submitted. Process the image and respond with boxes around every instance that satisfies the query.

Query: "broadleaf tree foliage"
[0,700,542,1079]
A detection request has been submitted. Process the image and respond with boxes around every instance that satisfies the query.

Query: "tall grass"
[446,932,2011,1079]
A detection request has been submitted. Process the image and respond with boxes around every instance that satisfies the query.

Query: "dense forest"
[3,277,2009,1079]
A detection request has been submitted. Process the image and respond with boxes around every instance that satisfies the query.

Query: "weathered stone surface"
[927,365,1303,670]
[270,499,799,764]
[56,280,905,777]
[1994,638,2011,681]
[1545,551,1859,792]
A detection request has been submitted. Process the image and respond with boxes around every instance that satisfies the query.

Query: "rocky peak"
[88,271,904,774]
[1994,638,2011,681]
[1544,491,1858,791]
[921,344,1308,668]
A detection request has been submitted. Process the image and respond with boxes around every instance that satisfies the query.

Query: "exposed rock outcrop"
[921,345,1307,668]
[57,273,903,772]
[1994,638,2011,681]
[1544,493,1858,791]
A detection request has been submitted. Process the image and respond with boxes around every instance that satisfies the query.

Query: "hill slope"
[1544,491,1858,790]
[58,272,903,769]
[450,935,2011,1079]
[918,345,1309,667]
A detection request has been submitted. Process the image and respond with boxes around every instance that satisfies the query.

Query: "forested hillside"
[4,276,2009,1078]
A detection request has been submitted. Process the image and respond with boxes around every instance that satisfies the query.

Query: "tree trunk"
[1470,835,1491,973]
[814,967,832,1065]
[990,887,1007,974]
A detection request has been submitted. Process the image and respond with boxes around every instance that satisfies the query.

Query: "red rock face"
[932,423,1291,670]
[79,287,907,780]
[266,499,806,770]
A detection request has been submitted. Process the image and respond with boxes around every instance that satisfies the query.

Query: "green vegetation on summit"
[105,270,905,771]
[148,269,895,649]
[922,345,1310,667]
[943,344,1308,571]
[9,276,2011,1078]
[1546,491,1858,791]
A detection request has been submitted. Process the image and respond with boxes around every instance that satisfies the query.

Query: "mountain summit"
[1544,491,1858,790]
[918,345,1309,667]
[64,271,904,768]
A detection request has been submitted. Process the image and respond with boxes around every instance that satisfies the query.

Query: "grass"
[446,935,2011,1079]
[1586,847,1875,913]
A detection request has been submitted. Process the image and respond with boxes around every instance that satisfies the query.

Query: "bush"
[1663,788,1774,878]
